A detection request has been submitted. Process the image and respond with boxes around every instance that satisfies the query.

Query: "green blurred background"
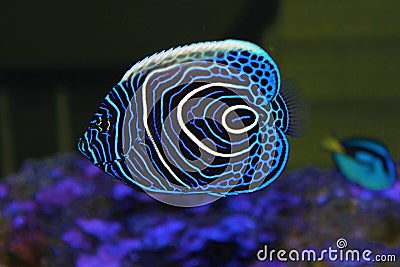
[0,0,399,176]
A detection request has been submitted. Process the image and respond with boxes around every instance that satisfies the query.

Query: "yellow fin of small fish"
[322,136,345,154]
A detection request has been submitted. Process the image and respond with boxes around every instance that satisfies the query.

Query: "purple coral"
[62,228,91,250]
[76,218,121,242]
[0,154,399,267]
[76,239,141,267]
[3,200,36,217]
[35,177,84,205]
[142,218,186,249]
[112,183,133,200]
[0,184,8,199]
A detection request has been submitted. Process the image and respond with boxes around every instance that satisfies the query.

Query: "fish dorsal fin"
[123,40,266,79]
[120,39,281,104]
[343,139,389,158]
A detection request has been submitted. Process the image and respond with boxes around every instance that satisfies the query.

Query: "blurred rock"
[0,154,399,266]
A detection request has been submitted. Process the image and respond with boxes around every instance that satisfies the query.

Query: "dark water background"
[1,0,399,176]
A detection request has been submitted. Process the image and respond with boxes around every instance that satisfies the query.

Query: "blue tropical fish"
[324,137,397,190]
[78,40,306,197]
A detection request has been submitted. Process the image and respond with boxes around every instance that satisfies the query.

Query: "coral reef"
[0,154,399,266]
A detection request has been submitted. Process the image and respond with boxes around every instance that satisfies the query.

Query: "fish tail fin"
[279,80,309,138]
[322,135,345,153]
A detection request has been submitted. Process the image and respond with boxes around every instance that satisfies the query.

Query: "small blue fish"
[78,40,306,198]
[324,137,397,190]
